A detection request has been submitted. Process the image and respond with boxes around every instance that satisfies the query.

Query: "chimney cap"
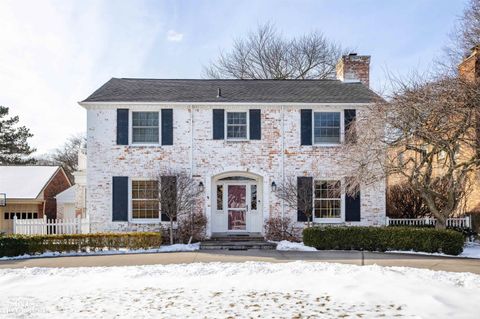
[348,52,358,56]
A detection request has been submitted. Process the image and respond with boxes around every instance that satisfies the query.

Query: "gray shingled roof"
[82,78,379,104]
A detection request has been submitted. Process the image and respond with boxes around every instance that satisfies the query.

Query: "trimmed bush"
[0,232,162,258]
[303,226,464,255]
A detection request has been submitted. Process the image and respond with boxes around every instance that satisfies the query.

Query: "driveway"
[1,250,479,273]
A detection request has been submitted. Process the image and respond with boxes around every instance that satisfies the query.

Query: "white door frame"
[210,171,263,234]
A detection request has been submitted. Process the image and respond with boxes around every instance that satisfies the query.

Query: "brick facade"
[85,103,386,235]
[42,169,71,219]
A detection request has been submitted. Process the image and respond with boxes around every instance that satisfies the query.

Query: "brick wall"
[86,104,386,234]
[42,169,71,219]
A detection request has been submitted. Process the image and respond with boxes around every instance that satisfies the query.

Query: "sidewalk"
[1,250,479,273]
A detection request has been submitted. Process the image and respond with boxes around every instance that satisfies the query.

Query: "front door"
[227,184,248,231]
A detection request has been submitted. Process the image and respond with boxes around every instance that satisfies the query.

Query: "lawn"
[0,261,478,318]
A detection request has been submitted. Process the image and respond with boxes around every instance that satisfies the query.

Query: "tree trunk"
[169,220,174,245]
[435,214,448,230]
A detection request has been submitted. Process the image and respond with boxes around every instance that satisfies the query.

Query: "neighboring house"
[56,149,87,219]
[387,46,480,220]
[79,53,386,237]
[0,166,71,234]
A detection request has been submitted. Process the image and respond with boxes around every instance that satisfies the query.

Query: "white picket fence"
[386,216,471,228]
[13,216,90,235]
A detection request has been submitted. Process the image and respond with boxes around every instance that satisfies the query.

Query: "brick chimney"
[458,45,480,83]
[336,53,371,87]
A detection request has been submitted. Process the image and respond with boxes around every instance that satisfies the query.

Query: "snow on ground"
[276,240,317,251]
[0,261,479,319]
[388,242,480,259]
[277,240,480,259]
[0,243,200,261]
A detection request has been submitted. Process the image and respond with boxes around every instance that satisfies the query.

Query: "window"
[251,185,257,210]
[132,180,159,219]
[226,112,248,139]
[314,180,341,219]
[4,212,38,219]
[314,112,341,144]
[216,185,223,210]
[132,112,159,144]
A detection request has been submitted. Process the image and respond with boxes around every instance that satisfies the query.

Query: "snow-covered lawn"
[0,243,200,261]
[0,261,479,318]
[277,240,480,259]
[387,242,480,259]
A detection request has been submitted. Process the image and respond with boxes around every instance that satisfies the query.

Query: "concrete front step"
[200,240,277,250]
[208,236,266,242]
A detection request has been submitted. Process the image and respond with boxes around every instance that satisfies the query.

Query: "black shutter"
[161,176,177,221]
[249,109,261,140]
[344,109,357,144]
[300,109,312,145]
[345,178,361,222]
[161,109,173,145]
[117,109,129,145]
[213,109,225,140]
[112,176,128,221]
[297,176,313,222]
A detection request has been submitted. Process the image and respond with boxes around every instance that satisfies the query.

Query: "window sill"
[128,143,162,147]
[224,139,250,143]
[313,218,343,224]
[312,143,342,147]
[129,219,162,224]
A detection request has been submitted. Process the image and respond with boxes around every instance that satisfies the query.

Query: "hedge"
[0,232,162,258]
[303,226,464,255]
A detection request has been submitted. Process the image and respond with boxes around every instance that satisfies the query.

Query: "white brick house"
[79,54,386,236]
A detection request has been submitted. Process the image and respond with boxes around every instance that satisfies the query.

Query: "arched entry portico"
[210,171,263,234]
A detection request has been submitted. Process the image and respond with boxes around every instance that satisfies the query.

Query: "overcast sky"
[0,0,467,154]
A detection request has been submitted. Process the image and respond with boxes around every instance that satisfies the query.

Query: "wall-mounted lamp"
[271,181,277,192]
[198,181,205,192]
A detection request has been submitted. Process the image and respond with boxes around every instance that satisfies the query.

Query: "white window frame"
[129,178,161,223]
[313,179,345,223]
[225,110,249,141]
[312,111,344,146]
[129,110,161,146]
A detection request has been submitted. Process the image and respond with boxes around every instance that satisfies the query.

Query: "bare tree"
[340,75,480,229]
[443,0,480,69]
[37,134,86,182]
[204,23,345,80]
[155,171,202,245]
[276,176,314,227]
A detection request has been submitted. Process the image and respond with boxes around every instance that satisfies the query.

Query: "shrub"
[177,212,208,243]
[264,216,301,242]
[387,183,430,218]
[388,223,477,241]
[0,232,162,258]
[303,226,465,255]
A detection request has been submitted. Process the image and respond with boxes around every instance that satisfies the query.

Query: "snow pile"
[276,240,317,251]
[0,243,200,261]
[157,243,200,252]
[460,242,480,258]
[0,261,479,318]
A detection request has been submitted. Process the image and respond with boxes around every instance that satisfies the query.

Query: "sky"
[0,0,468,154]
